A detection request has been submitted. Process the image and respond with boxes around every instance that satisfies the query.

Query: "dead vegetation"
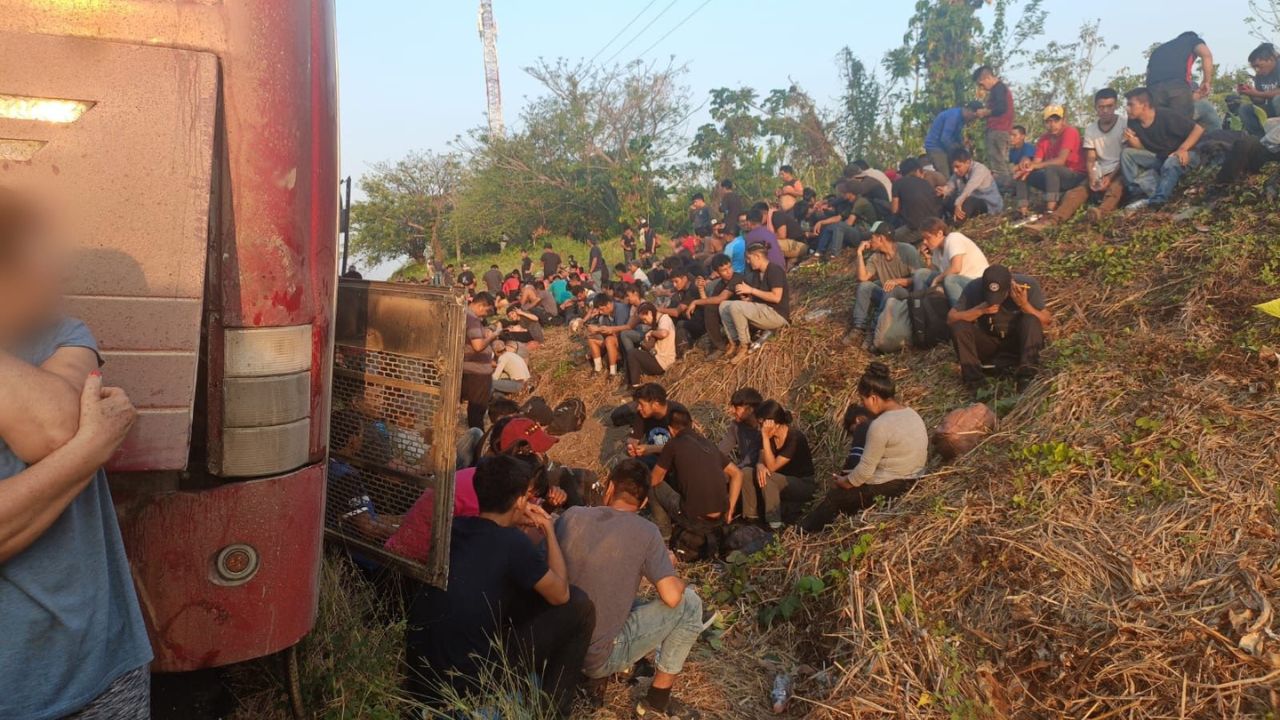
[522,179,1280,718]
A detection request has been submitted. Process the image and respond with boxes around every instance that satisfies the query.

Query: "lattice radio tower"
[477,0,504,137]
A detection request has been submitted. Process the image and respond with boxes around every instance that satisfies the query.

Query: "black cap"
[982,265,1012,306]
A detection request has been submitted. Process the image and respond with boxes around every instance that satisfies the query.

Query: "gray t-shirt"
[555,506,675,672]
[849,407,929,486]
[865,245,919,283]
[0,318,152,719]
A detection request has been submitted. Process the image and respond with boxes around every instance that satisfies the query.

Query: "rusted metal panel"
[329,281,463,587]
[112,462,326,672]
[0,31,216,472]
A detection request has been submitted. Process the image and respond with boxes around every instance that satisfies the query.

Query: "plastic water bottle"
[770,673,792,714]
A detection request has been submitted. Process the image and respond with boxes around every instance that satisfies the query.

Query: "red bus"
[0,0,339,671]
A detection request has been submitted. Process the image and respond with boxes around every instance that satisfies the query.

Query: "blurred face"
[779,170,793,181]
[747,250,769,271]
[637,398,663,418]
[1125,95,1145,118]
[870,234,893,254]
[977,73,996,91]
[1252,56,1277,77]
[952,158,972,177]
[923,230,946,251]
[1095,96,1118,123]
[1045,116,1065,135]
[0,209,67,344]
[729,404,753,423]
[714,263,734,281]
[737,214,748,231]
[1010,128,1027,146]
[639,309,656,325]
[673,275,689,291]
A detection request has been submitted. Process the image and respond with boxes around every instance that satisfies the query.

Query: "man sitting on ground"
[585,294,624,378]
[772,195,808,267]
[1013,105,1087,223]
[914,217,990,306]
[558,459,710,719]
[1080,87,1129,223]
[891,158,944,246]
[742,206,786,270]
[719,387,764,495]
[1008,124,1036,165]
[947,264,1054,397]
[683,253,743,360]
[627,383,688,467]
[1121,86,1205,209]
[491,340,531,397]
[649,408,743,557]
[720,243,791,364]
[406,455,594,717]
[938,148,1003,223]
[843,223,922,346]
[625,303,677,389]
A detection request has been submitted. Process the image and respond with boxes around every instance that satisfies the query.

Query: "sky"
[335,0,1266,277]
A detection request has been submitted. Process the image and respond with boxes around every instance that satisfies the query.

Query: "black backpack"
[608,402,638,428]
[908,286,952,349]
[520,396,555,426]
[547,398,587,436]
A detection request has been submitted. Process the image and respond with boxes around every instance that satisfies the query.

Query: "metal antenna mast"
[477,0,504,137]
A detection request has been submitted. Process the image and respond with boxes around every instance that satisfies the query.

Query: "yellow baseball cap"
[1043,104,1066,120]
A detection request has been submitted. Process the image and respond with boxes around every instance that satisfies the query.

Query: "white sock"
[609,365,618,375]
[593,357,603,372]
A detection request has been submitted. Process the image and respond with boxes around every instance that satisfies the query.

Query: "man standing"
[620,226,638,265]
[938,148,1004,223]
[639,219,659,260]
[1081,88,1129,222]
[719,179,743,236]
[558,459,710,718]
[461,292,498,429]
[520,248,534,280]
[947,265,1054,397]
[720,243,791,364]
[588,235,609,289]
[540,243,562,279]
[973,65,1015,188]
[1120,86,1205,209]
[1013,105,1087,222]
[1146,31,1214,122]
[924,102,984,177]
[845,223,922,345]
[483,264,504,295]
[689,193,712,236]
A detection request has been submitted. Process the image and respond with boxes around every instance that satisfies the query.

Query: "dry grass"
[523,179,1280,718]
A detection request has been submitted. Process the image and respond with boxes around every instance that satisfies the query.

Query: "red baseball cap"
[498,418,558,454]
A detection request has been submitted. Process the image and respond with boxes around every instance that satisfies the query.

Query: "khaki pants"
[778,237,808,260]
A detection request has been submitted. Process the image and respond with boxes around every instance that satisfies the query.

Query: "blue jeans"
[911,269,971,306]
[1120,148,1199,204]
[817,222,859,255]
[585,587,705,679]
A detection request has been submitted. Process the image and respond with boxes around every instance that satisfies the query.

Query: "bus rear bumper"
[114,462,325,672]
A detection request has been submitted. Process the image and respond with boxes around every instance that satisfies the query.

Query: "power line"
[632,0,713,62]
[587,0,659,65]
[601,0,679,67]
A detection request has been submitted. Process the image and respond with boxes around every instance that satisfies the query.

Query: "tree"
[1022,20,1118,126]
[762,85,843,190]
[349,150,463,265]
[835,48,891,167]
[1247,0,1280,41]
[689,87,771,197]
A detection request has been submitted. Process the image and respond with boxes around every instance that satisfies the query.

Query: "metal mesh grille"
[326,282,464,587]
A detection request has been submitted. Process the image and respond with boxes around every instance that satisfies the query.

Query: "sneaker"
[704,349,724,361]
[699,608,721,633]
[1124,198,1150,211]
[861,332,875,352]
[841,328,863,346]
[580,677,609,709]
[635,696,702,719]
[1014,366,1038,393]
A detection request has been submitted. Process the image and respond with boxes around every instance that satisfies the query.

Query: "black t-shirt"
[1129,111,1196,157]
[749,263,790,321]
[770,428,814,478]
[540,251,561,278]
[631,400,689,443]
[1147,32,1204,86]
[986,80,1011,119]
[720,191,743,235]
[841,422,872,471]
[642,228,657,253]
[955,274,1047,339]
[710,272,748,297]
[655,431,731,518]
[483,269,503,293]
[457,270,476,287]
[772,209,802,240]
[621,233,637,252]
[893,175,943,231]
[589,246,609,282]
[408,516,548,692]
[521,256,533,275]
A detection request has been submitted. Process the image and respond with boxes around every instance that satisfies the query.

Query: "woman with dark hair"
[799,362,928,533]
[740,400,816,528]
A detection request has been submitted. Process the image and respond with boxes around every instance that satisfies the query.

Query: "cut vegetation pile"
[523,178,1280,718]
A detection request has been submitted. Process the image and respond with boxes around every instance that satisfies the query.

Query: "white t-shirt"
[653,314,677,369]
[1083,113,1127,178]
[493,351,531,381]
[938,232,990,280]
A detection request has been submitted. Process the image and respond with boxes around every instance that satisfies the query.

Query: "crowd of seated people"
[404,33,1280,716]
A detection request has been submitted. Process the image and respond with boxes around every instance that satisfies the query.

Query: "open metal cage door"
[327,280,464,587]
